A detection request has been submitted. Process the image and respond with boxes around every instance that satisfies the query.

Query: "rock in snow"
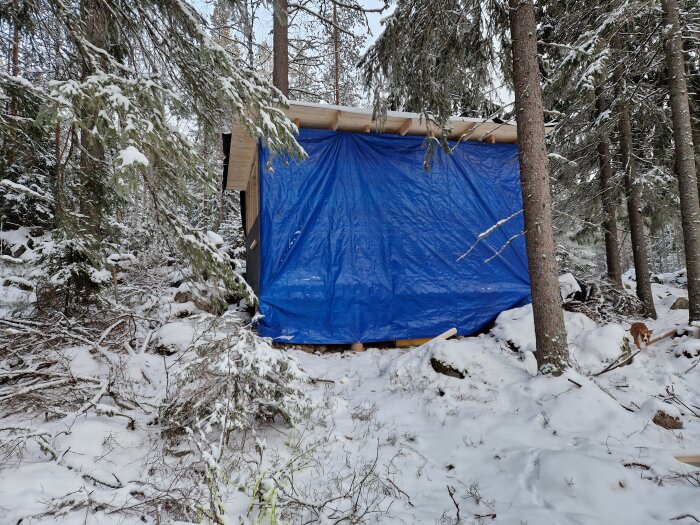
[670,296,690,310]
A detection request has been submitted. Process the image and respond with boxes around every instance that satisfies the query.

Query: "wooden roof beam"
[398,118,412,136]
[330,110,341,131]
[456,123,477,142]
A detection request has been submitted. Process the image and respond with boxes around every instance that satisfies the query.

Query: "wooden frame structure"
[226,100,541,240]
[224,101,551,344]
[225,100,527,192]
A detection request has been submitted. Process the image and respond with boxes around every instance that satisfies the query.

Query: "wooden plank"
[676,455,700,467]
[396,337,432,348]
[398,118,412,136]
[245,155,259,235]
[226,125,257,191]
[331,110,342,131]
[362,123,371,133]
[396,328,458,348]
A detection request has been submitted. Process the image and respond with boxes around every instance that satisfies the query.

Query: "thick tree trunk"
[272,0,289,96]
[662,0,700,322]
[508,0,569,375]
[594,83,623,289]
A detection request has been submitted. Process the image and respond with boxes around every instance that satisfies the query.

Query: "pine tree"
[273,0,290,95]
[539,0,677,315]
[0,0,301,308]
[661,0,700,322]
[612,32,657,318]
[509,0,569,374]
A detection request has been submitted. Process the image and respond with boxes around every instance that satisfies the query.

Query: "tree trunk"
[612,33,657,318]
[245,1,255,69]
[53,17,63,228]
[594,82,623,289]
[618,105,657,318]
[333,3,340,105]
[508,0,569,375]
[662,0,700,322]
[272,0,289,96]
[79,0,108,241]
[8,1,20,167]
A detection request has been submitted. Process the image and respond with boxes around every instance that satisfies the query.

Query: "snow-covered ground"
[263,280,700,524]
[1,237,699,524]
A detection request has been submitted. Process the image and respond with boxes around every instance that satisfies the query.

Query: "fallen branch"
[685,356,700,375]
[457,210,523,262]
[671,514,699,522]
[447,485,460,522]
[649,328,680,346]
[593,350,641,377]
[664,386,700,418]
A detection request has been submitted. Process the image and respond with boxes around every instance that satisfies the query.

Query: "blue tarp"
[257,128,531,344]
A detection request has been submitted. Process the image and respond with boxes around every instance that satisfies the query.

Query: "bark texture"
[612,34,657,319]
[663,0,700,322]
[79,0,108,240]
[508,0,569,375]
[272,0,289,96]
[594,83,623,289]
[333,3,340,105]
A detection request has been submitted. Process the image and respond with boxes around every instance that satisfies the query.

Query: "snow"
[492,303,596,353]
[574,323,628,370]
[155,320,196,351]
[559,271,582,299]
[117,145,149,168]
[2,264,700,524]
[277,314,700,524]
[206,230,224,247]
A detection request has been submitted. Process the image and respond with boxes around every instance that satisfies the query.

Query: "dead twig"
[593,350,641,377]
[447,485,460,522]
[671,514,700,522]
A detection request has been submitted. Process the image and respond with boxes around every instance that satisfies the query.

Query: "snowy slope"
[1,263,699,524]
[234,278,700,524]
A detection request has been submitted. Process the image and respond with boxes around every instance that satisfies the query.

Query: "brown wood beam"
[398,118,412,136]
[331,110,341,131]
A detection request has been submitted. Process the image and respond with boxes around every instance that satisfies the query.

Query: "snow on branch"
[457,210,524,262]
[0,179,52,202]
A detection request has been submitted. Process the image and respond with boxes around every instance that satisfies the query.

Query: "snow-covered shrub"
[38,237,112,308]
[160,326,309,521]
[163,328,308,437]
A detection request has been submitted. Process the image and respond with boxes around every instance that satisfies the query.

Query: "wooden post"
[350,342,364,352]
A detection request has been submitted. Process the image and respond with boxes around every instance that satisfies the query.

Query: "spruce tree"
[661,0,700,322]
[0,0,301,307]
